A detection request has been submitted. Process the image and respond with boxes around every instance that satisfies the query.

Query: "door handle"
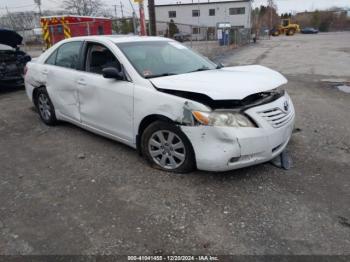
[77,79,86,86]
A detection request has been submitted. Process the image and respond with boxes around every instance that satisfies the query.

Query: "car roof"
[63,35,171,44]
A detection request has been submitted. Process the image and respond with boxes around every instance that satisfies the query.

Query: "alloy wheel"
[38,93,52,121]
[148,130,186,170]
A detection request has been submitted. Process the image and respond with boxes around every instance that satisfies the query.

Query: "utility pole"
[113,4,118,18]
[139,1,146,36]
[128,0,138,35]
[34,0,42,16]
[268,0,273,32]
[134,0,146,35]
[248,0,253,29]
[113,2,118,34]
[148,0,156,36]
[120,1,124,18]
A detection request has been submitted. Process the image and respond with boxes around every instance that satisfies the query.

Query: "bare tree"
[62,0,103,16]
[0,11,39,31]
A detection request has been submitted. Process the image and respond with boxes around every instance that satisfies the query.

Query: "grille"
[258,107,294,128]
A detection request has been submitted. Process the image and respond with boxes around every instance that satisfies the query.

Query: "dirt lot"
[1,32,350,255]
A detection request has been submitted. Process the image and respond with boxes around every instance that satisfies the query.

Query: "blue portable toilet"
[217,22,231,46]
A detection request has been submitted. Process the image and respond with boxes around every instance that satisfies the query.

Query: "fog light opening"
[229,157,240,163]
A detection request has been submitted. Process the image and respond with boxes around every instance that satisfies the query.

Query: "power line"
[120,1,124,18]
[34,0,42,16]
[0,4,36,10]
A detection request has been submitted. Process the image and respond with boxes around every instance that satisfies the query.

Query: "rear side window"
[45,50,58,65]
[55,41,82,69]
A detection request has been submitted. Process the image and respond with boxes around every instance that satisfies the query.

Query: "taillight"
[24,66,28,76]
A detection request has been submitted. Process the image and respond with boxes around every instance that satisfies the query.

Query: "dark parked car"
[301,27,319,34]
[173,32,191,42]
[0,29,31,87]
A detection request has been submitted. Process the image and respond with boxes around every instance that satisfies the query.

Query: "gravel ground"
[0,32,349,255]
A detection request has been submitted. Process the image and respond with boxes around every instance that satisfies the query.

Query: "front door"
[77,42,134,142]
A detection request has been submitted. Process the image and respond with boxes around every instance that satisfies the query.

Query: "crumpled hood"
[0,29,23,48]
[150,65,287,100]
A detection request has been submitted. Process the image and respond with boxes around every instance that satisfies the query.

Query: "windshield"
[116,41,217,78]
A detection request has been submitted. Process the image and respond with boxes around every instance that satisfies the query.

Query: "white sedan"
[24,36,295,172]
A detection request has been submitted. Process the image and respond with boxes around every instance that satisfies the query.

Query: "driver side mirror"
[102,67,124,80]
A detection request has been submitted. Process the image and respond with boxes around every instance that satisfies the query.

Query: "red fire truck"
[40,15,112,48]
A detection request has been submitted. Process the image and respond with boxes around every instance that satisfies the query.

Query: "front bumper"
[181,94,295,172]
[0,77,24,87]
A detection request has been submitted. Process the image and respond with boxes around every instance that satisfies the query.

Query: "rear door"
[77,41,134,142]
[44,41,83,122]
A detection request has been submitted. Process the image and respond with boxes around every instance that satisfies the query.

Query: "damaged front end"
[156,87,294,172]
[0,50,31,86]
[0,29,31,87]
[159,87,285,127]
[158,87,285,111]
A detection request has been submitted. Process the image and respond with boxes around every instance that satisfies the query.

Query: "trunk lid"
[0,29,23,48]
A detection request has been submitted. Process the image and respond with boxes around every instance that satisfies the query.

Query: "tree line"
[251,5,350,32]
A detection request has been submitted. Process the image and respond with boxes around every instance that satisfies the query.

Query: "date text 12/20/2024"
[127,255,219,261]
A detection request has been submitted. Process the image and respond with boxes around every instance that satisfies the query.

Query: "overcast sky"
[1,0,349,16]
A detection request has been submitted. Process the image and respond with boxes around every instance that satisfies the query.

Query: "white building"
[155,0,252,39]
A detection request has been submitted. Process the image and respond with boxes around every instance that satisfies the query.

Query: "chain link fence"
[154,21,253,58]
[9,18,258,58]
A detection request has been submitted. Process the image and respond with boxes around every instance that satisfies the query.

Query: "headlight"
[192,111,255,127]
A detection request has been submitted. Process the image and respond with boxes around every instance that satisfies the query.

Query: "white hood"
[150,65,287,100]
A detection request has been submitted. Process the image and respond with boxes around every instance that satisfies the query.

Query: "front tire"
[141,121,195,173]
[287,29,295,36]
[35,87,57,125]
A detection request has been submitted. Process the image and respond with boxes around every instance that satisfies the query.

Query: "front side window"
[169,11,176,18]
[229,7,245,15]
[192,10,200,17]
[85,43,121,75]
[117,41,217,79]
[282,20,289,27]
[55,41,82,69]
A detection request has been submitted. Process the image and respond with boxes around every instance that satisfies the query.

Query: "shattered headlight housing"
[192,111,255,127]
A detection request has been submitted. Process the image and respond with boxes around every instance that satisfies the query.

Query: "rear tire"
[35,87,57,125]
[141,121,196,173]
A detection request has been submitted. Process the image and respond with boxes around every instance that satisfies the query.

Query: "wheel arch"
[32,85,46,107]
[136,114,174,154]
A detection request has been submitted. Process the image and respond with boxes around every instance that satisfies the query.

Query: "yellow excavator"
[271,18,300,36]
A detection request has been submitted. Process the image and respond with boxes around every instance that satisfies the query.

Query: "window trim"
[229,7,245,15]
[209,8,215,16]
[192,9,200,17]
[192,27,200,34]
[57,25,63,35]
[98,25,104,35]
[168,10,176,18]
